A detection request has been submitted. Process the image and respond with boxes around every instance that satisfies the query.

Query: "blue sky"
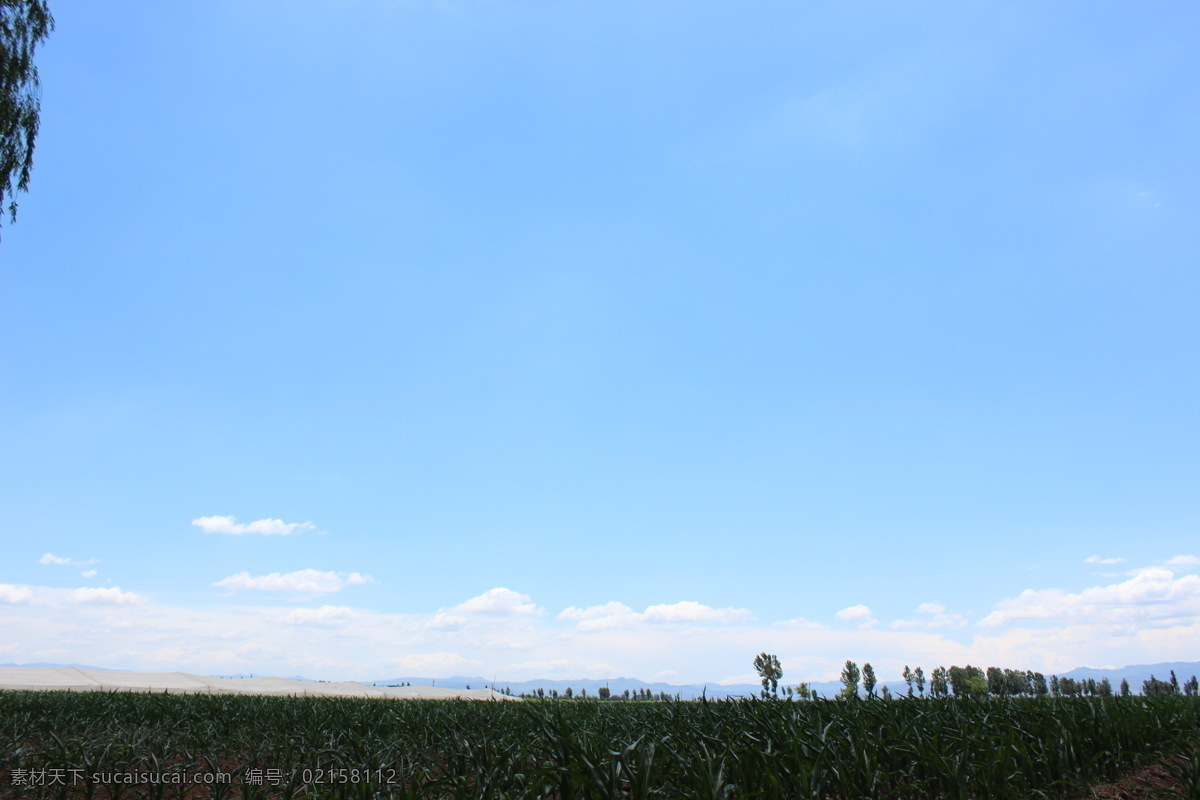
[2,0,1198,684]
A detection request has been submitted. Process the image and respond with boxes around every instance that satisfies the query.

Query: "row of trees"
[489,662,1199,703]
[1143,671,1200,697]
[754,653,1200,700]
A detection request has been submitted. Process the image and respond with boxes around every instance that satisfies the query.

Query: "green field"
[2,691,1198,799]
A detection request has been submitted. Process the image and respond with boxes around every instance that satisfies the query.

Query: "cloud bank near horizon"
[2,557,1196,685]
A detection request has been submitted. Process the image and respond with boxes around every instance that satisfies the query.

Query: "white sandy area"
[0,666,519,701]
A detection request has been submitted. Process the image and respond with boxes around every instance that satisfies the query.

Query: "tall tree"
[1,0,54,229]
[753,652,783,699]
[840,660,861,699]
[930,667,948,698]
[862,663,877,699]
[987,667,1005,697]
[1142,675,1173,697]
[914,666,926,697]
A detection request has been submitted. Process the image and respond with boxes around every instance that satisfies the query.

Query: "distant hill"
[1060,661,1199,689]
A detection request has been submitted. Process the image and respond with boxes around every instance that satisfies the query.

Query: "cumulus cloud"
[192,516,316,536]
[284,606,361,626]
[559,600,754,632]
[39,553,98,567]
[452,588,542,616]
[1084,555,1126,565]
[917,602,945,614]
[0,584,33,604]
[68,587,142,604]
[979,567,1200,628]
[1164,555,1199,567]
[213,569,373,594]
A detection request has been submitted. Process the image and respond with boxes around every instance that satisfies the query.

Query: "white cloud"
[81,570,98,578]
[39,553,98,567]
[501,658,618,680]
[643,601,754,625]
[387,652,481,674]
[452,588,541,616]
[4,565,1197,686]
[559,600,754,632]
[558,601,634,621]
[192,515,316,536]
[773,617,824,630]
[68,587,142,605]
[979,567,1200,628]
[835,604,877,627]
[1084,555,1126,565]
[1164,554,1199,567]
[284,606,361,626]
[481,636,532,651]
[426,613,468,630]
[213,569,373,595]
[558,602,639,631]
[0,584,33,604]
[892,603,967,631]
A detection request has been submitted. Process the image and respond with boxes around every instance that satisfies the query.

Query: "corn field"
[2,691,1198,800]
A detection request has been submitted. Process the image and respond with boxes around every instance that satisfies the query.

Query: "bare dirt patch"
[1070,759,1185,800]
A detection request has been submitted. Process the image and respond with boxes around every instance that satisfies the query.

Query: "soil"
[1070,758,1184,800]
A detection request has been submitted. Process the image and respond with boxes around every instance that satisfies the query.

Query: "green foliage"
[1162,744,1200,800]
[3,690,1199,800]
[1144,674,1179,697]
[948,665,987,698]
[840,659,860,700]
[861,663,877,699]
[753,652,782,700]
[930,666,949,698]
[0,0,54,228]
